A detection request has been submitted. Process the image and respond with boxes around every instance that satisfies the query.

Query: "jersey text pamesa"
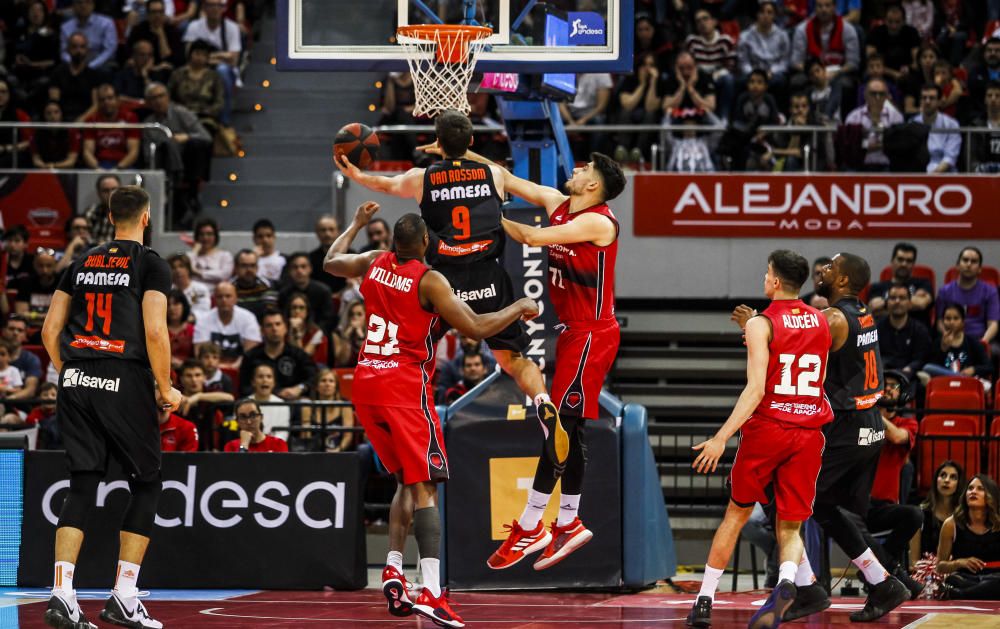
[672,181,973,231]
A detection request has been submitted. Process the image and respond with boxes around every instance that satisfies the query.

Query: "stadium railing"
[0,121,174,168]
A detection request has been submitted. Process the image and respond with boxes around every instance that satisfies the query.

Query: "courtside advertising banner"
[20,451,366,589]
[633,173,1000,238]
[445,376,622,589]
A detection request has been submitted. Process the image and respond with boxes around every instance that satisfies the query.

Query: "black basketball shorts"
[57,359,161,481]
[435,260,530,353]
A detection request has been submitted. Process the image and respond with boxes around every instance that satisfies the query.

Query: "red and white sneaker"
[381,565,415,617]
[487,519,552,570]
[413,588,464,628]
[533,518,594,570]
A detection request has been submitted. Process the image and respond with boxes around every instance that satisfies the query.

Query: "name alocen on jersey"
[77,271,130,286]
[428,184,492,203]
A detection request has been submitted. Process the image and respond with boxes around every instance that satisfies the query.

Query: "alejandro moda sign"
[20,452,366,589]
[634,173,1000,238]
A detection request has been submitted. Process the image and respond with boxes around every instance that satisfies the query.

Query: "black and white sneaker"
[782,583,831,621]
[100,592,163,629]
[686,595,712,628]
[849,575,909,622]
[44,591,97,629]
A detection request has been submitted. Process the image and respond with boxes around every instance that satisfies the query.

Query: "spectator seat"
[917,414,980,493]
[879,264,936,294]
[333,367,354,401]
[926,376,987,433]
[943,265,1000,286]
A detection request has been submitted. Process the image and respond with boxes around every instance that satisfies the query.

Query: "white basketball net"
[396,25,492,118]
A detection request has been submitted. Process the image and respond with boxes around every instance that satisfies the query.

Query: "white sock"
[794,555,816,587]
[698,565,725,601]
[852,548,888,585]
[114,560,141,599]
[533,393,551,407]
[518,489,550,531]
[386,551,403,573]
[53,561,75,595]
[556,494,581,526]
[419,557,441,598]
[778,561,797,584]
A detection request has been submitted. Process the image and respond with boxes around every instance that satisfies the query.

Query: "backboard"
[276,0,633,73]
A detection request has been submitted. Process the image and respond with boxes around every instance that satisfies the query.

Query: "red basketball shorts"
[354,404,449,484]
[551,323,620,420]
[729,417,825,521]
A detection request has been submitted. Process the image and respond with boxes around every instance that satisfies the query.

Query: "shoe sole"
[382,579,414,617]
[687,617,711,628]
[487,531,553,570]
[849,582,910,622]
[749,582,796,629]
[99,609,154,629]
[539,402,569,465]
[533,529,594,571]
[782,596,831,622]
[44,609,95,629]
[413,604,465,628]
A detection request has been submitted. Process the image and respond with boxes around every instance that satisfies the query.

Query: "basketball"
[334,122,380,169]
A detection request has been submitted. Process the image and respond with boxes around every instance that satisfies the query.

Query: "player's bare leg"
[493,349,569,467]
[101,478,164,629]
[686,501,753,628]
[409,481,463,628]
[383,473,416,617]
[748,520,803,629]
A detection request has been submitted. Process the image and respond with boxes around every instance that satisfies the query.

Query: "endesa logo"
[568,12,606,45]
[41,465,347,529]
[633,174,1000,239]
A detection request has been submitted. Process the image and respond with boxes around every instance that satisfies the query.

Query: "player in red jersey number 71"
[688,251,833,629]
[324,202,538,628]
[452,147,625,571]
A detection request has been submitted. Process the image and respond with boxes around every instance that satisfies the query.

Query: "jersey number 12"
[774,353,822,396]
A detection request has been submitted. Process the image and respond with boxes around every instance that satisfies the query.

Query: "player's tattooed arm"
[324,201,383,278]
[335,154,424,201]
[692,315,770,474]
[420,270,539,340]
[41,290,72,374]
[501,213,615,247]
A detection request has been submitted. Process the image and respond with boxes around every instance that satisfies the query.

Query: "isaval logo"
[62,368,120,392]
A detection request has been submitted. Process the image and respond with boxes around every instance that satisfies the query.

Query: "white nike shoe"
[100,592,163,629]
[43,590,97,629]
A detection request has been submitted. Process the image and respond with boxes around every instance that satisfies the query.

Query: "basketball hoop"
[396,24,492,118]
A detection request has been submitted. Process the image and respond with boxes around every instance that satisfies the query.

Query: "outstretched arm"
[420,141,567,215]
[692,315,770,473]
[421,270,538,340]
[335,154,424,201]
[324,201,383,278]
[501,213,616,247]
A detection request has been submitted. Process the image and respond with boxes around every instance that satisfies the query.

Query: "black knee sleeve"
[121,475,162,537]
[532,418,586,494]
[814,503,871,560]
[413,506,441,560]
[560,420,588,496]
[58,471,103,530]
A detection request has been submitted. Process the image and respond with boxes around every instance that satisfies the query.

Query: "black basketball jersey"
[420,158,504,266]
[825,298,884,412]
[58,240,172,364]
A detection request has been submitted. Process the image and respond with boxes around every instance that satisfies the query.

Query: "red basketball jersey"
[754,299,834,428]
[354,252,439,409]
[547,201,619,326]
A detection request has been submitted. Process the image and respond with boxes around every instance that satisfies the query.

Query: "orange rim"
[397,24,492,64]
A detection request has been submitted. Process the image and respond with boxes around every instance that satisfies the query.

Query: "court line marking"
[199,608,687,623]
[902,613,936,629]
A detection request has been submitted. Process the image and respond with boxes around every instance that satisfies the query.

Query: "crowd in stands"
[0,0,260,221]
[375,0,1000,173]
[0,209,501,457]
